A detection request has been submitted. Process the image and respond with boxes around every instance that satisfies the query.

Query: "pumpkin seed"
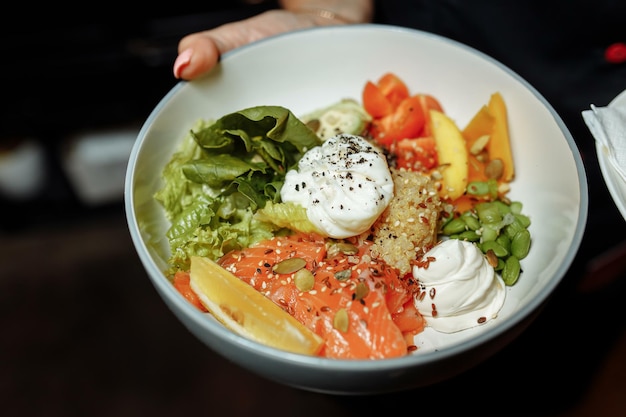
[485,158,504,180]
[334,269,352,281]
[327,241,359,258]
[272,257,306,274]
[354,282,369,301]
[333,308,349,332]
[485,249,499,268]
[294,269,315,292]
[470,134,490,155]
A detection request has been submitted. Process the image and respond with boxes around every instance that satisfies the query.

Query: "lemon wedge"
[189,256,324,356]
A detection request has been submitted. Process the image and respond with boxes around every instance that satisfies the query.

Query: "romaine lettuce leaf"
[154,106,323,274]
[254,201,321,234]
[192,105,322,174]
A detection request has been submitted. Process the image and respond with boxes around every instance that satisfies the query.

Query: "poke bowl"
[124,24,587,394]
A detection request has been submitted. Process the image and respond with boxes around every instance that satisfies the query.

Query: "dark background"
[2,1,626,416]
[0,1,281,229]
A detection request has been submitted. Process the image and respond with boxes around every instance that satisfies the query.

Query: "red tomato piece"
[393,137,438,172]
[417,94,444,137]
[372,96,426,146]
[362,81,393,118]
[377,73,410,108]
[417,94,444,113]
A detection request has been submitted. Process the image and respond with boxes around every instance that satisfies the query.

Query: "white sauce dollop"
[280,134,393,238]
[413,239,506,333]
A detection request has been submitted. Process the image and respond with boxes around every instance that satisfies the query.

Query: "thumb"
[173,10,321,80]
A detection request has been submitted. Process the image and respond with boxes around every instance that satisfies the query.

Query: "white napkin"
[582,100,626,182]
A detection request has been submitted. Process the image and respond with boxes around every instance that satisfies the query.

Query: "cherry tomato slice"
[372,96,426,145]
[363,81,393,118]
[377,73,410,109]
[418,94,443,113]
[417,94,444,137]
[394,137,438,171]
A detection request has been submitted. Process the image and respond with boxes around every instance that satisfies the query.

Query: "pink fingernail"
[173,48,193,79]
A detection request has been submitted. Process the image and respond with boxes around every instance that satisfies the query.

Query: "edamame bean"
[504,218,525,239]
[502,255,521,285]
[513,213,531,228]
[493,199,512,215]
[496,233,511,253]
[511,229,531,259]
[476,202,502,224]
[496,258,505,272]
[442,217,466,235]
[466,181,491,196]
[481,240,509,258]
[458,230,480,242]
[509,201,523,214]
[462,214,481,231]
[480,224,499,242]
[441,198,530,287]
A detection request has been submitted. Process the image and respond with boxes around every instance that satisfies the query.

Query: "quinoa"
[365,168,443,276]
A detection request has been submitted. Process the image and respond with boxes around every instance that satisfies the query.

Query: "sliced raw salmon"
[217,233,426,359]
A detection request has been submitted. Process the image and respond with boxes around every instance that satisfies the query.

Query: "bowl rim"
[124,23,589,370]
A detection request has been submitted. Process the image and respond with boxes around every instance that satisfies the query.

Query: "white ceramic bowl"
[125,24,587,394]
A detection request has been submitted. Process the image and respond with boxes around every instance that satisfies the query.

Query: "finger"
[173,11,318,80]
[173,34,220,80]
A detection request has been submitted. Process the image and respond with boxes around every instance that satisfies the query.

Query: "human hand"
[173,1,373,80]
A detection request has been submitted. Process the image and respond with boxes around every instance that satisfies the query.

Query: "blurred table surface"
[1,206,625,417]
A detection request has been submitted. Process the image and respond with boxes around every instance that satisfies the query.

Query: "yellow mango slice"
[462,104,495,148]
[462,105,495,184]
[486,92,514,182]
[430,109,469,200]
[189,256,324,356]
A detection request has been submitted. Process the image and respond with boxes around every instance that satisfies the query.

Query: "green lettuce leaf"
[254,201,321,235]
[165,192,275,273]
[154,106,323,273]
[192,105,321,174]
